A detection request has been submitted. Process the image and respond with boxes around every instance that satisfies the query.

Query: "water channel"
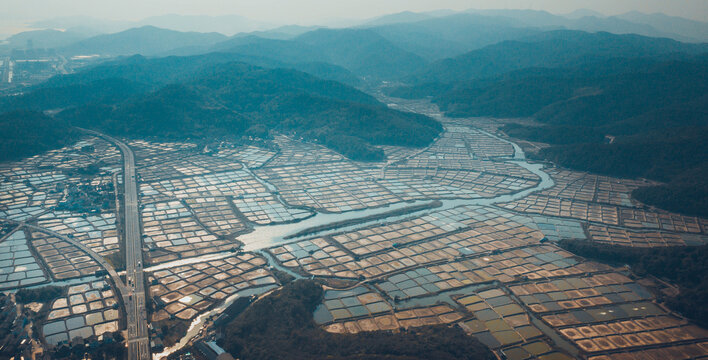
[238,161,553,251]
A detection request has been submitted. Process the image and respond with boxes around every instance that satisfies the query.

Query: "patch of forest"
[218,280,494,360]
[0,111,80,162]
[15,285,64,304]
[2,58,441,162]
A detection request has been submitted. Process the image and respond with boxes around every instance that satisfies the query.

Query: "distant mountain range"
[364,13,539,61]
[198,28,428,80]
[4,9,708,59]
[28,14,273,36]
[405,30,708,84]
[3,29,93,49]
[361,11,436,26]
[615,12,708,42]
[59,26,227,57]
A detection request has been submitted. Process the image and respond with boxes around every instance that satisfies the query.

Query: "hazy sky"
[2,0,707,29]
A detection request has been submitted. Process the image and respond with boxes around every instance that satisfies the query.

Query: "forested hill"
[387,32,708,217]
[365,13,539,61]
[207,28,429,80]
[0,111,80,162]
[3,54,363,114]
[435,56,708,217]
[1,57,441,162]
[38,51,361,90]
[407,30,708,84]
[293,28,428,79]
[0,78,150,112]
[219,280,494,360]
[427,56,708,125]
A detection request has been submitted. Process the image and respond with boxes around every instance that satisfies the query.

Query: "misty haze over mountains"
[3,8,708,54]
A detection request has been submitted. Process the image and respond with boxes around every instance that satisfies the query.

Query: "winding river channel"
[236,131,553,251]
[153,113,557,359]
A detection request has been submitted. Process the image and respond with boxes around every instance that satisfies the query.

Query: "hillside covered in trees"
[388,32,708,217]
[219,280,494,360]
[57,62,439,161]
[0,111,80,162]
[2,56,441,162]
[405,30,708,84]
